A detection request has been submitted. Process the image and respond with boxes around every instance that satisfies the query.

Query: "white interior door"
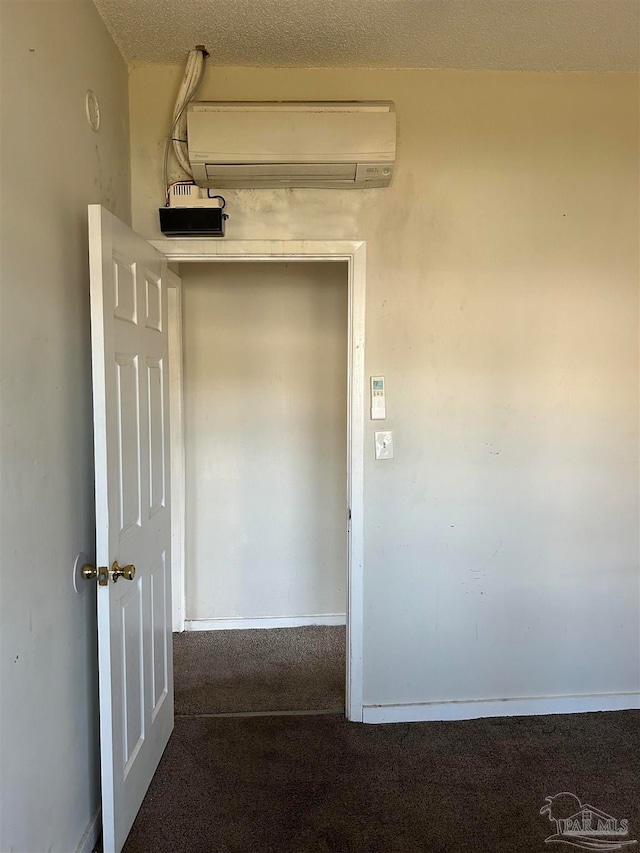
[88,205,174,853]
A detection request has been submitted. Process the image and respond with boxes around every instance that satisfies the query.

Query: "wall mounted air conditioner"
[186,101,396,189]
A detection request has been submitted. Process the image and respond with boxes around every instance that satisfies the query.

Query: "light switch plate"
[375,430,394,460]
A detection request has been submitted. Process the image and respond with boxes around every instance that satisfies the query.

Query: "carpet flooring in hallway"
[173,625,346,715]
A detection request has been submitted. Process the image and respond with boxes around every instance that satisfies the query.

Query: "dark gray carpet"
[123,710,640,853]
[173,626,346,714]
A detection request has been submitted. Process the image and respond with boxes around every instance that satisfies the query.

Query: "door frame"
[152,238,366,723]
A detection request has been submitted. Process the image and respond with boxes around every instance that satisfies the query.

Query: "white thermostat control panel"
[371,376,386,420]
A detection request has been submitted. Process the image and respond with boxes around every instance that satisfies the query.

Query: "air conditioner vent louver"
[187,101,396,189]
[204,162,359,187]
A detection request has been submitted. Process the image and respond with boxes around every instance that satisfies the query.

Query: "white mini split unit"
[186,101,397,189]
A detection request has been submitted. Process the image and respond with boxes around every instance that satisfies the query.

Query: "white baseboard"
[75,806,101,853]
[363,692,640,724]
[184,614,346,631]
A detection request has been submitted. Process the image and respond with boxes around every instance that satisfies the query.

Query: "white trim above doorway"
[153,239,366,723]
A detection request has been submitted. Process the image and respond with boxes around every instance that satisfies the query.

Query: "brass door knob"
[110,560,136,582]
[81,564,109,586]
[81,561,135,585]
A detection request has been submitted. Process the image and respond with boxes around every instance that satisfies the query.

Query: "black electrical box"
[159,207,228,237]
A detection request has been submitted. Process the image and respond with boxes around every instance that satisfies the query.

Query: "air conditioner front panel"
[187,101,396,189]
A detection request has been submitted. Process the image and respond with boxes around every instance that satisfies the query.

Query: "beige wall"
[130,66,639,707]
[182,262,348,623]
[0,2,130,851]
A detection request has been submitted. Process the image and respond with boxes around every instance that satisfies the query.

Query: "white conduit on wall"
[172,47,207,175]
[163,46,208,197]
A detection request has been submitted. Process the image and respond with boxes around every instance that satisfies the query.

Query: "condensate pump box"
[159,206,228,237]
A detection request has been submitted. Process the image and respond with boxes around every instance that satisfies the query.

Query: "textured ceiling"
[92,0,639,71]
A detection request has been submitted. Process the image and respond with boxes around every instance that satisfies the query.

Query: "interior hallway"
[173,625,346,715]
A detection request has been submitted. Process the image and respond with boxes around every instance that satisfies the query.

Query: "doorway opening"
[157,239,366,723]
[177,260,348,715]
